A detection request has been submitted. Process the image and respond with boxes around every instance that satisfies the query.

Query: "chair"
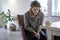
[17,15,30,40]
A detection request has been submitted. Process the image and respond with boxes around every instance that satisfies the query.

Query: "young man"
[24,1,47,40]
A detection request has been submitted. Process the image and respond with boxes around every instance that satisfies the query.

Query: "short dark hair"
[30,1,41,8]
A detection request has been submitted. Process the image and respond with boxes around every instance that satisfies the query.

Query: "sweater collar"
[29,9,41,18]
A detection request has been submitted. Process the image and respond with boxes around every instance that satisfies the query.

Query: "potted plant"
[0,9,15,29]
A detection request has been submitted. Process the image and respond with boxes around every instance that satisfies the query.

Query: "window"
[52,0,60,16]
[32,0,48,16]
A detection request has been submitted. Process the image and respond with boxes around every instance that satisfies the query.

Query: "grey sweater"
[24,10,44,34]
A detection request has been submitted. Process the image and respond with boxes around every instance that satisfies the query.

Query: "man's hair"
[30,1,41,8]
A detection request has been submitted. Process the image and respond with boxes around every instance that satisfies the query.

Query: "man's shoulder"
[41,12,44,17]
[25,11,30,16]
[39,12,44,19]
[41,12,44,15]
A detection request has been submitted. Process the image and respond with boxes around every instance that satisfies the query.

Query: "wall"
[2,0,31,16]
[0,0,2,12]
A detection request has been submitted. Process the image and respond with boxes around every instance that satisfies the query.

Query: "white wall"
[0,0,2,12]
[2,0,31,16]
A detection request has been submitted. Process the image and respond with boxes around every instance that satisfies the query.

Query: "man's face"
[32,6,40,15]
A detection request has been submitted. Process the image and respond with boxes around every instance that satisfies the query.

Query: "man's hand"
[34,32,40,39]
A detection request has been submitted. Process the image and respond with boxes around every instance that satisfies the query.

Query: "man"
[24,1,47,40]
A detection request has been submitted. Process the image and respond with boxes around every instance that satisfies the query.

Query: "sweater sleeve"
[24,13,35,33]
[37,13,44,32]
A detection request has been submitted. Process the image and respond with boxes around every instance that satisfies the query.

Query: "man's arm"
[37,13,44,33]
[24,13,36,34]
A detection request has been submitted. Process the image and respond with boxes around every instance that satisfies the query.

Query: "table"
[40,21,60,40]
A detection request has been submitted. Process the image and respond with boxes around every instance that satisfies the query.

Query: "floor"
[0,28,23,40]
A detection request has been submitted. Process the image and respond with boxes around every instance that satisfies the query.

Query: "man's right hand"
[34,32,40,39]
